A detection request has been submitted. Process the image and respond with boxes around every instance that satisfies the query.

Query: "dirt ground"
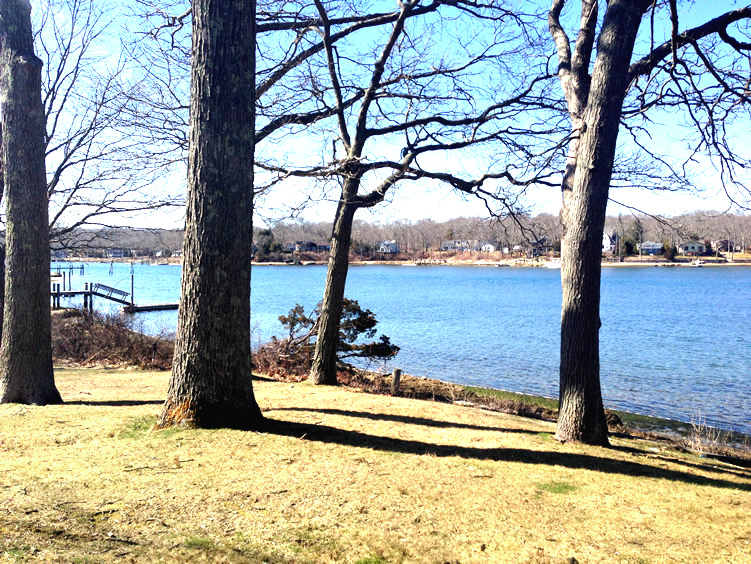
[1,368,750,563]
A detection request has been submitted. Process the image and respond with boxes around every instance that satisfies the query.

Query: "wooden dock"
[121,303,179,313]
[51,280,178,313]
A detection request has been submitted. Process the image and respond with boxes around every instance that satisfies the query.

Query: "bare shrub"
[252,336,312,382]
[684,412,730,454]
[51,308,174,370]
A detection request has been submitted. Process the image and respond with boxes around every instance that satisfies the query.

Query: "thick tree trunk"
[309,195,358,385]
[0,245,5,338]
[556,2,645,445]
[0,0,60,405]
[155,0,262,429]
[0,127,5,338]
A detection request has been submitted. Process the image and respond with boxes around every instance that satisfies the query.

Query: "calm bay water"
[56,261,751,433]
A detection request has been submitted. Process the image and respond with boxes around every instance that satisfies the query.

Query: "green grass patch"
[4,548,26,560]
[462,386,559,411]
[116,415,159,439]
[288,527,338,554]
[615,411,688,434]
[536,481,577,494]
[115,415,181,440]
[184,535,215,550]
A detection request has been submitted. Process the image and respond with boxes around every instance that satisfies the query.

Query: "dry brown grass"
[1,368,750,563]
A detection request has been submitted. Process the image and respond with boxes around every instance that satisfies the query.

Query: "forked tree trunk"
[155,0,263,429]
[556,1,646,445]
[309,196,358,385]
[0,0,60,405]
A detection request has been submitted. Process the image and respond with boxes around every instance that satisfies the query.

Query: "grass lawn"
[1,367,749,563]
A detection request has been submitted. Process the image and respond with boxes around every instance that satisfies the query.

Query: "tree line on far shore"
[53,209,751,260]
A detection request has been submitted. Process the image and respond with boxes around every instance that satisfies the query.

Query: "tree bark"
[0,0,61,405]
[309,191,358,385]
[0,125,6,338]
[556,1,648,445]
[155,0,263,429]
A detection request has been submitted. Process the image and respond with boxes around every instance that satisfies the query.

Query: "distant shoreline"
[53,256,751,268]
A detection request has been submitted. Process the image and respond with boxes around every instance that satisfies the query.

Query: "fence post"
[391,368,402,396]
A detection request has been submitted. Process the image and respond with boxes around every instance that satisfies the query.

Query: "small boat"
[690,259,705,267]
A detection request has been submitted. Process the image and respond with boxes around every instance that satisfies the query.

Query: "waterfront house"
[295,241,320,252]
[379,240,399,254]
[532,237,554,257]
[637,241,663,255]
[603,232,622,254]
[679,240,706,256]
[440,240,480,252]
[480,242,497,253]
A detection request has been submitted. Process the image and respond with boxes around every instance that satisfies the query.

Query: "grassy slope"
[0,368,749,563]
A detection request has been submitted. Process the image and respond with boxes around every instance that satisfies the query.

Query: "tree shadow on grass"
[65,400,163,407]
[272,406,540,434]
[612,445,751,479]
[264,419,751,491]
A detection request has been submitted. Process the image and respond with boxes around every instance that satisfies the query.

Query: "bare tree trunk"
[0,245,5,338]
[556,1,646,445]
[0,0,60,405]
[309,196,357,385]
[0,126,5,338]
[155,0,262,429]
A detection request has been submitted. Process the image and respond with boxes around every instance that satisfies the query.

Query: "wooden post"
[391,368,402,396]
[83,282,89,311]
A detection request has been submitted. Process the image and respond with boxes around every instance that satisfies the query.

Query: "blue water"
[54,261,751,434]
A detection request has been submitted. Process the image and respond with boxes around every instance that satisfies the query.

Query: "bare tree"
[125,1,538,217]
[0,0,61,404]
[257,0,561,384]
[32,0,183,246]
[155,0,262,429]
[549,1,751,445]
